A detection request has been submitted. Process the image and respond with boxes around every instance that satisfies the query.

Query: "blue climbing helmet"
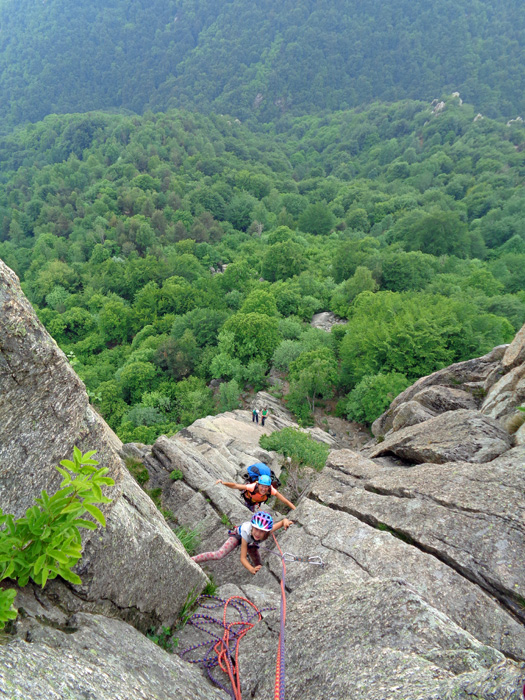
[251,511,273,531]
[258,474,272,486]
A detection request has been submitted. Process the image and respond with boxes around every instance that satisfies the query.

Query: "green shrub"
[218,379,241,411]
[344,372,410,424]
[0,448,114,630]
[170,469,184,481]
[259,427,329,471]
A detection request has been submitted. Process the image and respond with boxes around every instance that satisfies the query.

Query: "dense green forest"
[1,95,524,437]
[1,0,524,129]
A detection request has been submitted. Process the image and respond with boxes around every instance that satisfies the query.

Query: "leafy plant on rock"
[0,448,114,630]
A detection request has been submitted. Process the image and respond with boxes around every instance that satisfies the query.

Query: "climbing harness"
[180,544,324,699]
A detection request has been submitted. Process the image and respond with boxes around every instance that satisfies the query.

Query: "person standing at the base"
[252,407,259,423]
[261,407,268,426]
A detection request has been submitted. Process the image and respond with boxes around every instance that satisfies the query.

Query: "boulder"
[0,260,207,628]
[391,399,436,431]
[481,363,525,421]
[381,386,479,434]
[367,410,512,464]
[502,322,525,371]
[515,421,525,445]
[413,385,478,413]
[310,311,346,332]
[372,347,507,436]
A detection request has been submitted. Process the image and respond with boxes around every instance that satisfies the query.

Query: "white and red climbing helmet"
[251,511,273,531]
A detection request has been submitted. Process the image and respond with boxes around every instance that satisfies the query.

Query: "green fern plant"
[0,447,114,630]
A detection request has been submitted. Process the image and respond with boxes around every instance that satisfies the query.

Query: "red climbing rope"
[181,542,321,699]
[214,595,262,700]
[272,532,287,700]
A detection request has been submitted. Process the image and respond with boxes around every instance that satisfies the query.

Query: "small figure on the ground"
[261,407,268,426]
[216,474,296,512]
[191,511,293,575]
[252,407,259,423]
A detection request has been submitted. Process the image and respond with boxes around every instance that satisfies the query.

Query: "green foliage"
[174,526,201,557]
[170,469,184,481]
[203,576,218,597]
[344,372,411,425]
[1,99,525,458]
[240,289,279,317]
[287,347,338,418]
[298,202,336,236]
[330,266,378,316]
[262,241,306,281]
[272,340,305,372]
[147,626,177,653]
[125,457,150,486]
[339,291,514,389]
[1,0,524,130]
[146,488,163,509]
[221,312,280,365]
[259,428,329,471]
[0,448,114,630]
[218,379,242,412]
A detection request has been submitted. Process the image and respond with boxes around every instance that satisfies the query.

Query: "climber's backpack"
[243,462,281,490]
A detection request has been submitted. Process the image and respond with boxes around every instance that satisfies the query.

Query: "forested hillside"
[1,0,524,128]
[1,96,524,439]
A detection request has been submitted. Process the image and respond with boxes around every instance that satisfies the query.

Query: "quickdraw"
[281,552,325,566]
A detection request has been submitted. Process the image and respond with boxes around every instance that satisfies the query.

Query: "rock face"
[0,260,207,629]
[366,409,512,464]
[2,257,525,700]
[121,395,337,589]
[240,570,524,700]
[371,345,507,437]
[1,585,228,700]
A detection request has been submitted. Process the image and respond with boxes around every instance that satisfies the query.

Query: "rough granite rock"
[0,260,207,628]
[515,421,525,445]
[311,447,525,624]
[310,311,347,332]
[265,497,525,661]
[387,387,479,434]
[239,570,524,700]
[502,323,525,370]
[0,607,228,700]
[119,398,337,586]
[391,400,437,431]
[412,385,479,413]
[371,346,507,436]
[367,409,512,464]
[481,363,525,421]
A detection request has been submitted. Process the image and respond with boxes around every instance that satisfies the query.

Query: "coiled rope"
[179,594,271,699]
[180,547,323,699]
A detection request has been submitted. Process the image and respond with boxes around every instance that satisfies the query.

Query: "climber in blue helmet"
[191,511,294,575]
[216,473,296,512]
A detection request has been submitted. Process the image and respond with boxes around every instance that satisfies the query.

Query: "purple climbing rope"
[179,595,275,698]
